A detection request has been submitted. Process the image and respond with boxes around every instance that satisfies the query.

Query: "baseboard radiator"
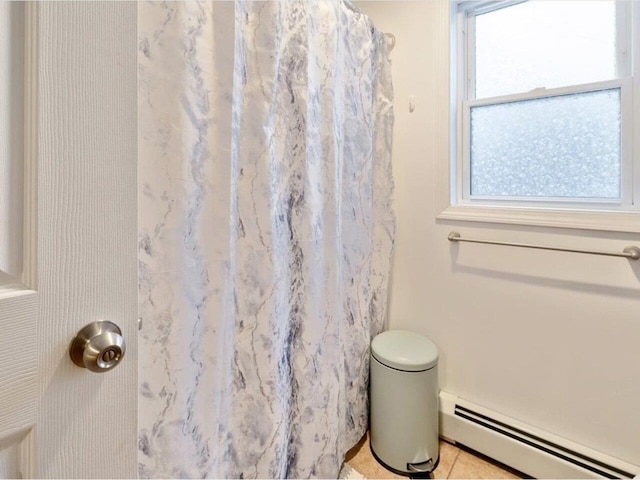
[439,392,639,479]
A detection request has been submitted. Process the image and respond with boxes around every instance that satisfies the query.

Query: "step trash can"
[370,330,439,476]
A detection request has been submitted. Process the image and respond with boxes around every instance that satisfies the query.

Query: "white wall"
[358,1,640,467]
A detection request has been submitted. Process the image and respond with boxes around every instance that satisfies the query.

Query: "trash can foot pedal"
[407,458,434,477]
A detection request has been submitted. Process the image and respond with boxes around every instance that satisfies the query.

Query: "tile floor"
[345,433,527,479]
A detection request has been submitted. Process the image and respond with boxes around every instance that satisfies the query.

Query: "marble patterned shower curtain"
[138,1,394,478]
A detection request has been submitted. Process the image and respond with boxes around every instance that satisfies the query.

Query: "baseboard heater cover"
[439,391,640,479]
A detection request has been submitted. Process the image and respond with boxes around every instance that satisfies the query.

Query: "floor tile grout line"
[446,447,461,479]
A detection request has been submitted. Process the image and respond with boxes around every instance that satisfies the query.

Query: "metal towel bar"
[448,231,640,260]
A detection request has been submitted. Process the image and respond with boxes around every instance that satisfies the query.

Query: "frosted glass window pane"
[475,1,617,98]
[470,89,621,198]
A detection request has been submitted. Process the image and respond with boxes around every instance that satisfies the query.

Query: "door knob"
[69,321,125,373]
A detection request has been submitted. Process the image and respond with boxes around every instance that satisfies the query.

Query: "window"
[446,0,640,230]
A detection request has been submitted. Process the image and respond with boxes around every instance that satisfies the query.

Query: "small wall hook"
[385,33,396,51]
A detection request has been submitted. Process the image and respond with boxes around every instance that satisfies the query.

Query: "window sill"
[437,204,640,233]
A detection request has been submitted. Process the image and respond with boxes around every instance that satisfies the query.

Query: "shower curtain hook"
[385,33,396,51]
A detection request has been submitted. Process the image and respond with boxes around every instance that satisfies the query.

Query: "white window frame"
[438,0,640,232]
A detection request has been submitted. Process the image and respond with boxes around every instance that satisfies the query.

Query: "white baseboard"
[439,391,640,479]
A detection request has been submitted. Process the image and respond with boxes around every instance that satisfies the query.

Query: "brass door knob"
[69,321,125,373]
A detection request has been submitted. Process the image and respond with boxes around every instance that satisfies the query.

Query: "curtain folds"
[138,1,394,477]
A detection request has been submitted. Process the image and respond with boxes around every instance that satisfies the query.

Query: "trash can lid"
[371,330,438,371]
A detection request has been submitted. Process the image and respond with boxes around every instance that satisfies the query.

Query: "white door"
[0,3,37,478]
[0,3,137,478]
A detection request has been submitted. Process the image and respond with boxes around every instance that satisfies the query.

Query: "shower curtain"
[138,1,394,478]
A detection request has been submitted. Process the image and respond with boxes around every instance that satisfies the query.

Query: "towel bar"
[448,232,640,260]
